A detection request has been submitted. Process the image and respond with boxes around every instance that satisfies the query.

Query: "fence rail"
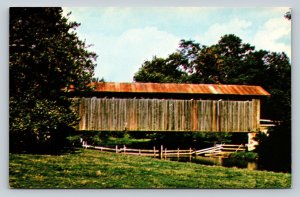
[194,145,222,155]
[82,141,246,158]
[259,119,276,133]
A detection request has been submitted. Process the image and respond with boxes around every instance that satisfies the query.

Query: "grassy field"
[9,149,291,189]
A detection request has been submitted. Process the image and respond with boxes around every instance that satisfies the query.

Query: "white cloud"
[193,16,291,60]
[194,18,252,46]
[253,17,291,58]
[92,27,180,82]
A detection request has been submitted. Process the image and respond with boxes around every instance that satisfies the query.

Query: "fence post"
[160,145,163,159]
[116,145,118,153]
[189,148,192,162]
[177,148,180,160]
[153,146,156,158]
[123,145,126,154]
[164,148,167,160]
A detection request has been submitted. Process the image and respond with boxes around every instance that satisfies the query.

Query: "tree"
[134,55,188,83]
[9,7,97,153]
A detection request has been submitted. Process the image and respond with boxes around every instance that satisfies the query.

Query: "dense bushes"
[229,151,258,161]
[254,123,291,172]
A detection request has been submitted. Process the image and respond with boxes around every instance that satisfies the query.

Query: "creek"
[168,156,260,171]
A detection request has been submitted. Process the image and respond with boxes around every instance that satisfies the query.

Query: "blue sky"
[62,7,291,82]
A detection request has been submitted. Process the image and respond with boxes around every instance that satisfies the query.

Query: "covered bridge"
[73,82,270,133]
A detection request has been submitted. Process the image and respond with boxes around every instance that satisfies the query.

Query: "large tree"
[9,7,97,153]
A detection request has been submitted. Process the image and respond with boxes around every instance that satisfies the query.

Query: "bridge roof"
[91,82,270,96]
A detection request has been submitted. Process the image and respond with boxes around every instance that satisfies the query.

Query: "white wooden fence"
[82,141,246,159]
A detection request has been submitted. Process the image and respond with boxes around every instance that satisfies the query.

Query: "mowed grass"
[9,149,291,189]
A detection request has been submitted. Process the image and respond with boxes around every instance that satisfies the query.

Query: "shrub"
[229,151,258,161]
[66,135,82,147]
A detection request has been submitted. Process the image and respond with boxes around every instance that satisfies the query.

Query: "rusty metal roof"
[91,82,270,96]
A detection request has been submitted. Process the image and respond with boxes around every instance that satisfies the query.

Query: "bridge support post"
[247,132,258,151]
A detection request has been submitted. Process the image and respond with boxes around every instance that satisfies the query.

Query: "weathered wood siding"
[75,98,260,132]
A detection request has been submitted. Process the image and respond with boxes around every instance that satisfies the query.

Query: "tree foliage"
[254,122,291,172]
[9,7,97,153]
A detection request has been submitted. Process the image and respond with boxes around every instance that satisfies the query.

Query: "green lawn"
[9,149,291,189]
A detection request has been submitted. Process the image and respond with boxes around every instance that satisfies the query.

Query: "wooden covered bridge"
[72,82,270,136]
